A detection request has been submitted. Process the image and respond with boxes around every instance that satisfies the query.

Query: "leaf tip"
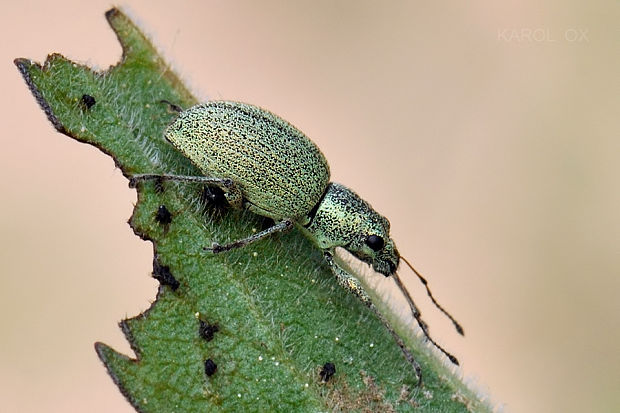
[105,7,120,21]
[95,342,146,413]
[13,57,67,134]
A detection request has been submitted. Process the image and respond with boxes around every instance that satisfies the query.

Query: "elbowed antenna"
[391,256,464,366]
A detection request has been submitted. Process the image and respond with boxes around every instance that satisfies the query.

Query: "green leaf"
[15,8,491,412]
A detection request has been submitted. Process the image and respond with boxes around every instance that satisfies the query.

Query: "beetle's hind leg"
[324,251,422,385]
[129,174,243,209]
[206,219,294,253]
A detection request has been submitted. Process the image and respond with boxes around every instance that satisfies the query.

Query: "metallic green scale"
[164,101,329,222]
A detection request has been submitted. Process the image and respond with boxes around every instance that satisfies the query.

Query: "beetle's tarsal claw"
[128,177,138,188]
[448,354,460,366]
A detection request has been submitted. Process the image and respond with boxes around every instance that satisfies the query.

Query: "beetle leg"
[129,174,243,209]
[205,219,294,253]
[324,251,422,385]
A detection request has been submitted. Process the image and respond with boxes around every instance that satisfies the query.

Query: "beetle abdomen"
[165,101,330,220]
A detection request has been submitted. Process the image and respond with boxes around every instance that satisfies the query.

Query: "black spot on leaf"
[152,257,179,291]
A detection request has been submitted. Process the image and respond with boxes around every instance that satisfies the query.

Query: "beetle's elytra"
[165,102,330,222]
[131,101,464,382]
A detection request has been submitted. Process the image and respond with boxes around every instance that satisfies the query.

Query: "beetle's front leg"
[324,251,422,385]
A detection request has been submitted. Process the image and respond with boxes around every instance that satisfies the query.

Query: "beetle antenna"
[393,271,460,365]
[401,256,464,335]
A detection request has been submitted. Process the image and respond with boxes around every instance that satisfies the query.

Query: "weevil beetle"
[131,101,464,381]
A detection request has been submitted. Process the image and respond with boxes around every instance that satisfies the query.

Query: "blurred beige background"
[2,1,618,412]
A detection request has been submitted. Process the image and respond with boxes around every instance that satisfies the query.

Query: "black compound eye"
[365,235,384,251]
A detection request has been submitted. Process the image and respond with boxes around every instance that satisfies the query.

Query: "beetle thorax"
[301,183,399,276]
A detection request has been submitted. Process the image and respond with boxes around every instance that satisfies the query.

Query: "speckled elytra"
[131,101,464,383]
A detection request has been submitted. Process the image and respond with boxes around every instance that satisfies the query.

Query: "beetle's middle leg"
[129,174,243,209]
[206,219,294,253]
[324,251,422,385]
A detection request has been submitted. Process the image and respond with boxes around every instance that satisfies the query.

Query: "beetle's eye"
[365,235,384,251]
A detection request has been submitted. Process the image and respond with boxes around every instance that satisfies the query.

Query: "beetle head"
[304,183,399,276]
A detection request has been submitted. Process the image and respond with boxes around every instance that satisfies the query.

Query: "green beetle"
[131,101,463,380]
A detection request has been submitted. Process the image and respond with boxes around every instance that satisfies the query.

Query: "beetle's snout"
[372,242,399,277]
[372,258,396,277]
[377,257,398,277]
